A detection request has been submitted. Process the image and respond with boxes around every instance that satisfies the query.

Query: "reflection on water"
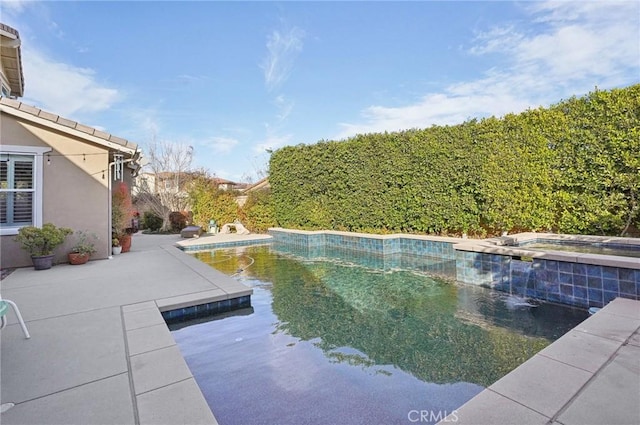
[174,245,588,425]
[524,242,640,258]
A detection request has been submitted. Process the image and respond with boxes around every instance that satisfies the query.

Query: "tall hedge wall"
[270,85,640,236]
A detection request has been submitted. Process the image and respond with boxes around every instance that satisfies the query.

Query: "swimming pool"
[173,245,587,425]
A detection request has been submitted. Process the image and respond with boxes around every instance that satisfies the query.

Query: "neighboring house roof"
[0,97,138,155]
[244,177,270,193]
[212,177,236,186]
[0,23,24,97]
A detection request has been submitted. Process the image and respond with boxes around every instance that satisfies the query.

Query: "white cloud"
[253,133,293,154]
[206,137,240,154]
[338,0,639,140]
[22,48,120,117]
[1,0,31,14]
[273,94,294,122]
[261,26,305,91]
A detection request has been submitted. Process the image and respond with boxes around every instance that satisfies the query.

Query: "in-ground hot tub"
[454,233,640,309]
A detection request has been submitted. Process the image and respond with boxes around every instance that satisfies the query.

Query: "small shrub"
[15,223,73,256]
[143,211,163,231]
[70,230,98,255]
[169,211,189,232]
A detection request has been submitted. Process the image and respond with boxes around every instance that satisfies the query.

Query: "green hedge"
[270,85,639,236]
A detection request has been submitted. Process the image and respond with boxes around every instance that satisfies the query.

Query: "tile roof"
[0,96,138,154]
[244,177,270,193]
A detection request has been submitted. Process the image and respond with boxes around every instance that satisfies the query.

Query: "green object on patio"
[0,299,31,339]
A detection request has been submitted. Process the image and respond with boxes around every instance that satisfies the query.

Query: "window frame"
[0,145,51,236]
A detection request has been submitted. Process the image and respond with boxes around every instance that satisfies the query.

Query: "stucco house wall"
[0,101,138,269]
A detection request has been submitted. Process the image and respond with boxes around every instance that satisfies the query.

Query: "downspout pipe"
[107,157,135,259]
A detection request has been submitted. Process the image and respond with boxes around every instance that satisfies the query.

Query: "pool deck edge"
[440,297,640,425]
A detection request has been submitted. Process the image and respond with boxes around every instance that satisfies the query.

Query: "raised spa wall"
[455,233,640,308]
[268,229,640,309]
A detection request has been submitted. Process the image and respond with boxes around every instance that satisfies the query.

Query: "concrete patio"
[0,233,253,425]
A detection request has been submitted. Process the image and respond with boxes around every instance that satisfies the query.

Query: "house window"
[0,154,34,226]
[0,146,50,235]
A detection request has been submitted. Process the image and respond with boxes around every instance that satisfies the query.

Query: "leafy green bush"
[270,85,639,236]
[143,211,163,231]
[241,189,276,233]
[15,223,73,256]
[189,177,239,229]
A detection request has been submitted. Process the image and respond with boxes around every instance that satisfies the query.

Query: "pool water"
[524,242,640,258]
[173,245,587,425]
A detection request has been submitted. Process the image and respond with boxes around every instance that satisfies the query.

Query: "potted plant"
[68,231,97,265]
[112,237,122,255]
[112,182,134,252]
[14,223,73,270]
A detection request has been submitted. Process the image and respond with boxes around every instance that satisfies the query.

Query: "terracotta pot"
[120,234,132,253]
[68,252,90,265]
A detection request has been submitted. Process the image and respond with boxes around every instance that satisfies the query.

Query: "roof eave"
[0,100,137,155]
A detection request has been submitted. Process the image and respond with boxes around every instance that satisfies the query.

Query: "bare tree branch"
[135,137,195,230]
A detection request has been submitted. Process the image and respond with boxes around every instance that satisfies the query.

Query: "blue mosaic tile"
[547,291,561,302]
[559,272,573,285]
[511,276,525,288]
[573,285,587,300]
[547,282,560,294]
[573,274,587,287]
[603,291,618,305]
[571,297,589,308]
[535,269,547,282]
[558,262,573,273]
[587,288,603,307]
[587,276,603,289]
[547,270,560,283]
[573,263,587,276]
[587,265,602,278]
[560,284,573,296]
[619,280,637,296]
[269,229,638,309]
[602,266,618,280]
[560,293,574,304]
[618,268,635,282]
[602,278,618,292]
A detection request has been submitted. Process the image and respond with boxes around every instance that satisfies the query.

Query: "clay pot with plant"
[68,230,98,265]
[14,223,73,270]
[112,182,134,253]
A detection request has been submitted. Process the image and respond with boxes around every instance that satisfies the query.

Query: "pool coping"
[268,227,463,243]
[176,233,273,251]
[122,244,253,425]
[440,297,640,424]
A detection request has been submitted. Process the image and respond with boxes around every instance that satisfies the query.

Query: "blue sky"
[3,1,639,182]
